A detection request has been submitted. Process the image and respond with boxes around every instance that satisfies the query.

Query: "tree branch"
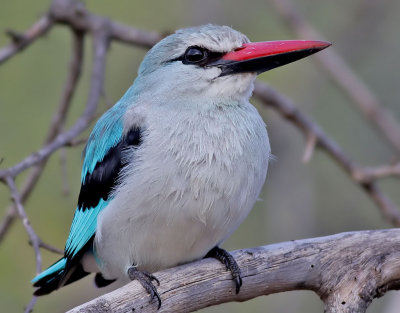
[0,14,54,64]
[49,0,163,48]
[354,162,400,181]
[67,229,400,313]
[0,26,108,181]
[270,0,400,153]
[6,176,42,274]
[0,30,84,242]
[253,81,400,226]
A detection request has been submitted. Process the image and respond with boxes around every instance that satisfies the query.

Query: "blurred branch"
[270,0,400,153]
[353,162,400,182]
[0,0,161,182]
[254,81,400,226]
[24,296,37,313]
[49,0,163,48]
[5,176,42,274]
[68,229,400,313]
[0,28,108,181]
[29,238,64,255]
[66,137,88,147]
[0,14,54,65]
[302,132,317,163]
[4,176,43,312]
[0,31,84,242]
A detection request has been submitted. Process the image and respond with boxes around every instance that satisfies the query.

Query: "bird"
[31,24,330,307]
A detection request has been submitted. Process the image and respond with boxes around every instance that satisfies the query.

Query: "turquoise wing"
[64,85,140,259]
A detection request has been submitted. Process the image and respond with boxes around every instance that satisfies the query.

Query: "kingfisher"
[32,24,330,307]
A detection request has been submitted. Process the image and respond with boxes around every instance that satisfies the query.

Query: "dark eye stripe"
[168,46,224,67]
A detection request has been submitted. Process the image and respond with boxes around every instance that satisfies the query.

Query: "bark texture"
[68,229,400,313]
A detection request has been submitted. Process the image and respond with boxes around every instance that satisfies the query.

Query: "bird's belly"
[95,105,270,280]
[95,154,267,281]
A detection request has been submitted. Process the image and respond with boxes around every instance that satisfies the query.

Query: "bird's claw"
[205,246,243,294]
[127,266,162,309]
[142,271,160,286]
[234,274,242,294]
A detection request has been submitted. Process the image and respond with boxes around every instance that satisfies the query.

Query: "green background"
[1,0,400,312]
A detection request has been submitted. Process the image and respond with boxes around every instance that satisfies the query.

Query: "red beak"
[208,40,331,76]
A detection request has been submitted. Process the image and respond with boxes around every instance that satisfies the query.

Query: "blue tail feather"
[32,258,67,296]
[31,258,66,284]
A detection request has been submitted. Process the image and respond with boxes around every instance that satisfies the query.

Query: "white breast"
[94,100,270,281]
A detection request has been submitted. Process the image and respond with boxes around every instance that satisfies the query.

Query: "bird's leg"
[205,246,243,293]
[127,266,161,309]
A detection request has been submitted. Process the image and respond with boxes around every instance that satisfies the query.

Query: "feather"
[33,96,141,295]
[65,127,141,260]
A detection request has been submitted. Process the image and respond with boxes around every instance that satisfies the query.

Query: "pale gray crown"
[138,24,249,76]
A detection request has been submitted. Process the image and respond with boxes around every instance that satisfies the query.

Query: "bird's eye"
[183,47,208,64]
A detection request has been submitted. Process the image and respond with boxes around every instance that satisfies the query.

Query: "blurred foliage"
[1,0,400,312]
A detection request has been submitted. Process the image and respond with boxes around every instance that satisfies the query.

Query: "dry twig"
[302,132,317,163]
[6,177,42,273]
[353,162,400,182]
[0,31,84,242]
[254,81,400,226]
[270,0,400,153]
[0,15,54,64]
[29,238,64,255]
[0,30,107,180]
[24,296,37,313]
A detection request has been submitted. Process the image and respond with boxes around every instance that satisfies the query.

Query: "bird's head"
[134,25,330,105]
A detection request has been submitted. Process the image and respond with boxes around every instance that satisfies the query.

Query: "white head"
[132,24,330,106]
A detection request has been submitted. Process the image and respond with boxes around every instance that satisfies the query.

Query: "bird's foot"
[127,266,161,309]
[205,246,242,293]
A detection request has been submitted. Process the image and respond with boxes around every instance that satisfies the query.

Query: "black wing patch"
[78,128,142,211]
